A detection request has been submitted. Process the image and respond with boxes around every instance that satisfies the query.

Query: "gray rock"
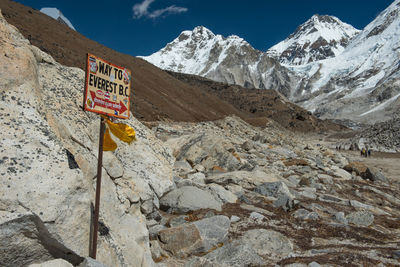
[174,160,193,174]
[0,213,83,267]
[366,167,388,183]
[206,170,279,190]
[77,257,110,267]
[393,250,400,259]
[254,181,292,198]
[346,211,374,226]
[240,229,294,257]
[317,174,333,184]
[169,215,191,228]
[188,240,264,267]
[188,172,206,184]
[160,186,222,213]
[193,215,230,251]
[230,215,240,222]
[149,224,167,240]
[28,259,74,267]
[308,262,322,267]
[333,212,348,224]
[207,183,238,203]
[250,212,265,222]
[159,215,230,257]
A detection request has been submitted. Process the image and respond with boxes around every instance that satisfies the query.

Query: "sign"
[83,53,131,119]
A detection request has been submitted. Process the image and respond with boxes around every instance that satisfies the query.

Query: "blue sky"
[14,0,394,56]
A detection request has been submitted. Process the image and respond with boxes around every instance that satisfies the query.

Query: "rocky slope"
[146,117,400,266]
[140,26,298,93]
[266,15,360,65]
[336,114,400,152]
[167,71,346,133]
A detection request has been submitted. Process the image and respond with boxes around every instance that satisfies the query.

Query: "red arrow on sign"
[90,91,127,115]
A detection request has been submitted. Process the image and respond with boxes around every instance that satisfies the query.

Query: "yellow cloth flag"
[103,128,118,151]
[104,118,136,144]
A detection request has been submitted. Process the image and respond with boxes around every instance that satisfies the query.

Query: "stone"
[230,215,240,222]
[149,224,167,240]
[255,181,295,210]
[187,240,264,267]
[28,259,74,267]
[241,141,254,151]
[0,213,83,267]
[159,216,230,257]
[333,212,348,224]
[366,167,388,183]
[250,212,265,222]
[205,170,279,190]
[346,211,374,226]
[240,229,293,257]
[174,160,193,174]
[188,172,206,184]
[254,181,292,198]
[207,183,238,203]
[160,186,222,213]
[308,262,322,267]
[292,209,319,220]
[192,215,230,252]
[317,174,333,184]
[77,257,110,267]
[103,152,124,179]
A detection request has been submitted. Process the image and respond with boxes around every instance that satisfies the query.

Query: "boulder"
[240,229,294,257]
[207,184,238,203]
[186,240,264,267]
[254,181,295,210]
[160,186,222,213]
[0,213,83,267]
[158,216,230,257]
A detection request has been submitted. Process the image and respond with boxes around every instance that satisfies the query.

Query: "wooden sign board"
[83,53,131,119]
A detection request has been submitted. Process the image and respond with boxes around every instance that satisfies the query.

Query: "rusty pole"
[90,116,105,259]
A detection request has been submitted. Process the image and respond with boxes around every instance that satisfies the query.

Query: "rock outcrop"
[0,9,173,267]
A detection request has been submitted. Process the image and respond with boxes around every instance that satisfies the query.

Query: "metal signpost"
[83,53,131,259]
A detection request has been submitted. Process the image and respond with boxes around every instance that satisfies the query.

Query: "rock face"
[0,9,173,267]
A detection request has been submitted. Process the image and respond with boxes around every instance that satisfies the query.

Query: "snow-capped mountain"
[141,0,400,124]
[140,26,297,93]
[40,7,75,31]
[266,15,360,65]
[291,0,400,123]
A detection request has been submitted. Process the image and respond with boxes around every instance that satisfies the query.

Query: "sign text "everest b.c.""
[83,53,131,119]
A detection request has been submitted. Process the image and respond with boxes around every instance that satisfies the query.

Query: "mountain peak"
[40,7,76,31]
[267,14,360,65]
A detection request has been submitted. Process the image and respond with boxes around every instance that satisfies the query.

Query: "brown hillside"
[0,0,347,132]
[167,71,347,132]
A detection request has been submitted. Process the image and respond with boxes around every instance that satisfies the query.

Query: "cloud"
[133,0,187,19]
[133,0,155,19]
[148,5,188,19]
